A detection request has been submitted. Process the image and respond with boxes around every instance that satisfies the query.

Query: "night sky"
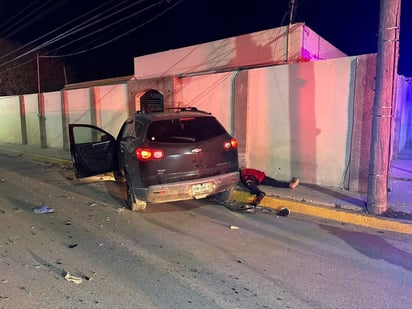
[1,0,411,83]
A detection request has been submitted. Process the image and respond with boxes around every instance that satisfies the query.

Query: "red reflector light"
[223,138,238,150]
[135,148,165,161]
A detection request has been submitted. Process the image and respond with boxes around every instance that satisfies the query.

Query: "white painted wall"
[25,94,41,146]
[0,96,21,143]
[178,72,234,134]
[99,84,129,136]
[134,23,346,79]
[67,88,91,124]
[44,91,63,149]
[177,57,355,187]
[246,57,355,186]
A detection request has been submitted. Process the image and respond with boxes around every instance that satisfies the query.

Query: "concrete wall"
[0,96,21,143]
[44,91,64,149]
[0,55,410,192]
[171,57,356,187]
[97,84,129,136]
[395,76,412,151]
[176,72,235,134]
[0,83,129,150]
[246,58,355,187]
[348,54,377,192]
[134,23,346,79]
[24,94,41,147]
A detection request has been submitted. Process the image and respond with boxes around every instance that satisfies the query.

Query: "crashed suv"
[69,106,239,211]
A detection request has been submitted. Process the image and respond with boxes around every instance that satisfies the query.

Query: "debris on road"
[277,207,290,217]
[63,272,83,284]
[229,225,240,230]
[33,205,54,214]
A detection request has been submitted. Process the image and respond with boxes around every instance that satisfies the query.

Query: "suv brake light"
[135,148,165,161]
[223,138,238,150]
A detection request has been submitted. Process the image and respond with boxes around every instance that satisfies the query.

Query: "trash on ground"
[64,272,83,284]
[229,225,239,230]
[33,205,54,214]
[277,207,290,217]
[69,244,78,248]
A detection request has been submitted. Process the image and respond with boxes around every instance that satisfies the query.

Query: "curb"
[23,152,73,168]
[232,191,412,235]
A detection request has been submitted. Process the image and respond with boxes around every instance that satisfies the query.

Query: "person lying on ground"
[240,168,300,207]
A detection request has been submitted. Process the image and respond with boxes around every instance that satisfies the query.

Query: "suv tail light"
[223,138,238,151]
[135,148,165,161]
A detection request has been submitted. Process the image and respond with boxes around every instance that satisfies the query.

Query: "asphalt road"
[1,153,412,309]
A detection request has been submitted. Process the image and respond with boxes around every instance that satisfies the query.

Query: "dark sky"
[1,0,411,83]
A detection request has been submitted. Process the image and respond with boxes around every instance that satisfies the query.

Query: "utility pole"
[286,0,297,62]
[367,0,401,215]
[36,52,47,148]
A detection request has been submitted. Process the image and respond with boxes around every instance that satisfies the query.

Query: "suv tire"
[126,173,147,211]
[213,186,235,204]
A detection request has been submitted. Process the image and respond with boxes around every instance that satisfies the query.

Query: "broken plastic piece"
[33,205,54,214]
[64,272,83,284]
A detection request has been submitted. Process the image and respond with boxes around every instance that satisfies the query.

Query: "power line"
[0,0,69,39]
[0,0,182,67]
[46,0,184,57]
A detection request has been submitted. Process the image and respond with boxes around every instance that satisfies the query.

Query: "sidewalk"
[1,142,411,235]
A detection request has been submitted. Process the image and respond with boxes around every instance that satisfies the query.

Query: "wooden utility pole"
[367,0,401,214]
[286,0,297,62]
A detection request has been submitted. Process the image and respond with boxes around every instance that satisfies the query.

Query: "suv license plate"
[191,182,211,195]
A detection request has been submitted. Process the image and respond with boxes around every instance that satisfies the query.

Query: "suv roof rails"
[135,106,211,115]
[165,107,211,115]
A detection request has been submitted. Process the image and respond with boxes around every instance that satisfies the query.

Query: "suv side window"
[135,121,144,139]
[121,119,136,139]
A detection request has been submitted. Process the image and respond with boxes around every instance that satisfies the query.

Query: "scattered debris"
[68,244,78,249]
[63,272,83,284]
[33,205,54,214]
[13,208,23,213]
[229,225,239,230]
[277,208,290,217]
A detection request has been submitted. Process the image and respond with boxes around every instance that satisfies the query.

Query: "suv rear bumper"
[135,171,239,203]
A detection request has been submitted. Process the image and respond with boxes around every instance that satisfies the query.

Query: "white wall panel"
[246,57,354,186]
[99,84,129,136]
[0,96,21,143]
[25,94,41,146]
[44,91,63,149]
[67,88,91,124]
[178,72,234,134]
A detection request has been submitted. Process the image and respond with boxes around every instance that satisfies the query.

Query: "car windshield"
[146,116,227,143]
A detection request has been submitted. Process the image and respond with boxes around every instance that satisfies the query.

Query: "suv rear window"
[146,116,227,143]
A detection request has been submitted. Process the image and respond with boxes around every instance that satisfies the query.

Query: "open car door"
[68,124,117,178]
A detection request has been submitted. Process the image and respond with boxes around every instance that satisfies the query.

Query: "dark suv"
[69,107,239,211]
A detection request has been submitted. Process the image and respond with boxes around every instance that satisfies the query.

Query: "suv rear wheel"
[126,172,147,211]
[213,186,235,204]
